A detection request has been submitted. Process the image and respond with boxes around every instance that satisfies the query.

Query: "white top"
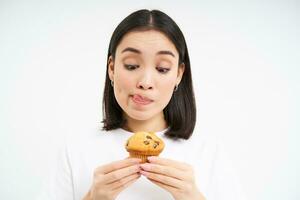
[37,125,246,200]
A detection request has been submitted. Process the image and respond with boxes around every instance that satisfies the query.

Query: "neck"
[123,112,168,133]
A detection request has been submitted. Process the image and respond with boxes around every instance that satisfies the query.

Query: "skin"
[109,29,185,133]
[83,30,205,200]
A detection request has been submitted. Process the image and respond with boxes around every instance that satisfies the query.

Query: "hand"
[83,158,141,200]
[140,156,206,200]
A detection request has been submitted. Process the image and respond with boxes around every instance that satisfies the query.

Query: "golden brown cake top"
[125,131,165,153]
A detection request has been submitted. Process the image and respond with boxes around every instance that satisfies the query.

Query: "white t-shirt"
[37,126,246,200]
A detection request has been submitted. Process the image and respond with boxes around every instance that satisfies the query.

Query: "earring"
[174,84,178,92]
[111,80,114,87]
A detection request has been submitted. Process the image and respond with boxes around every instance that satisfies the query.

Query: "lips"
[132,94,153,105]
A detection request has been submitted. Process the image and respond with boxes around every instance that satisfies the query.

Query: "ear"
[176,62,185,85]
[108,55,114,81]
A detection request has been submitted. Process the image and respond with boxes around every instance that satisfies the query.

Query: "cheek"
[114,69,134,99]
[158,78,176,103]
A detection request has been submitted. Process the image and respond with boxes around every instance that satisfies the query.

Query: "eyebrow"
[121,47,175,57]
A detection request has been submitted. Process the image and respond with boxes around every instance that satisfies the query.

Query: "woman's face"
[108,30,185,122]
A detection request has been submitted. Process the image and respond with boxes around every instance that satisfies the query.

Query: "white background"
[0,0,299,199]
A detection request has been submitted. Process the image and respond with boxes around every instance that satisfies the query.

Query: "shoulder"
[61,125,133,166]
[159,125,220,164]
[65,125,126,142]
[63,125,128,155]
[186,124,220,152]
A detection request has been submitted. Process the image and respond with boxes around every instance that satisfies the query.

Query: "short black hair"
[102,9,196,140]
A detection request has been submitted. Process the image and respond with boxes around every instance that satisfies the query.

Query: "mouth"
[131,94,154,105]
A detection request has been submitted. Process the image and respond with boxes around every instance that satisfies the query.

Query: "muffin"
[125,131,165,163]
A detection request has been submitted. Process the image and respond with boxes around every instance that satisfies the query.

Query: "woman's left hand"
[140,156,206,200]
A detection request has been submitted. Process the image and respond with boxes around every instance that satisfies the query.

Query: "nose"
[136,71,154,90]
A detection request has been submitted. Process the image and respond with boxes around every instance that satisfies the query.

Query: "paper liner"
[129,152,150,163]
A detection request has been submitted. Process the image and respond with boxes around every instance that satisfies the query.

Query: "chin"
[126,110,155,121]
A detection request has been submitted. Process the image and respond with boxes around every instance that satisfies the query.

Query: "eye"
[156,67,170,74]
[124,64,139,70]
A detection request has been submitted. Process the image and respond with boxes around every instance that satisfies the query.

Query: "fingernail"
[136,164,141,170]
[140,170,148,176]
[147,156,156,162]
[140,163,150,170]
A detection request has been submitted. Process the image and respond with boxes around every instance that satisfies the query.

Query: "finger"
[104,164,140,184]
[140,170,184,189]
[147,156,190,171]
[97,158,141,174]
[148,178,177,194]
[112,173,140,193]
[140,163,186,180]
[109,173,141,190]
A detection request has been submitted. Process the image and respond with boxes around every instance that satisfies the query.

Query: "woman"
[39,9,246,200]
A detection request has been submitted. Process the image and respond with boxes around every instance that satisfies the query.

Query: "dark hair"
[102,9,196,140]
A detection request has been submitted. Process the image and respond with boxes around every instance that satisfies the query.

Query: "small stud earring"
[111,80,114,87]
[174,84,178,92]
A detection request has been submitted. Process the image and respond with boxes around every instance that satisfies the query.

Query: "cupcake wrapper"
[129,152,149,163]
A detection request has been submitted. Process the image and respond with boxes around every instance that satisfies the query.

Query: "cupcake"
[125,131,165,163]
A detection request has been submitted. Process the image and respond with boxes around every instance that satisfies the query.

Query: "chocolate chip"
[154,141,160,145]
[143,141,150,145]
[146,135,152,139]
[153,143,158,148]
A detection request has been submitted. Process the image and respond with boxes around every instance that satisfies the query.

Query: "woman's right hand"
[83,158,142,200]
